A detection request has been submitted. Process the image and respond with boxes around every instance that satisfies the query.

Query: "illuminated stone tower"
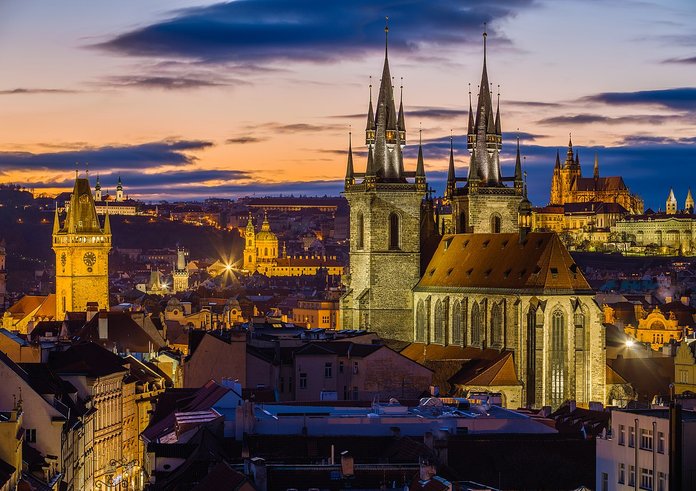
[340,22,430,341]
[115,176,124,202]
[666,189,677,215]
[255,212,278,275]
[53,174,111,320]
[243,213,257,272]
[448,30,524,233]
[172,247,189,292]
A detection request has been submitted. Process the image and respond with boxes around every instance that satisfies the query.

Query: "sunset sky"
[0,0,694,208]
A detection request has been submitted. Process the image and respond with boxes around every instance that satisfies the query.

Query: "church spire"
[446,133,456,200]
[415,126,426,191]
[594,152,599,179]
[514,134,523,190]
[365,79,375,146]
[565,134,574,168]
[371,17,405,182]
[345,131,355,189]
[103,204,111,235]
[555,149,561,170]
[686,188,694,214]
[466,84,475,148]
[494,85,501,135]
[397,79,406,144]
[52,205,61,235]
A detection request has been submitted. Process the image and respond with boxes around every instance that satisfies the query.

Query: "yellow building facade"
[624,310,684,350]
[53,176,111,320]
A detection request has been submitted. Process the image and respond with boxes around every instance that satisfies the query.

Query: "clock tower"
[53,174,111,320]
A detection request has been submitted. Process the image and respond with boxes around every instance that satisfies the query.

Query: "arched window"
[434,299,444,344]
[416,300,426,342]
[459,212,467,233]
[491,214,502,233]
[248,255,252,263]
[264,247,268,256]
[471,301,483,346]
[525,306,537,407]
[491,302,503,347]
[356,212,364,249]
[551,310,566,407]
[389,212,400,250]
[452,300,462,345]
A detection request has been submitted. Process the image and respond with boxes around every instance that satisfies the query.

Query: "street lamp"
[94,458,139,490]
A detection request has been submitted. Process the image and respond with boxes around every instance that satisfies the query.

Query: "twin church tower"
[341,25,526,339]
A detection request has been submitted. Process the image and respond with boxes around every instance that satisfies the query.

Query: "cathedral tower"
[449,30,524,233]
[340,22,429,341]
[53,174,111,320]
[666,189,677,215]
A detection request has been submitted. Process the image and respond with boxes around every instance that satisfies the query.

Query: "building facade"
[172,247,189,292]
[53,175,111,320]
[612,211,696,254]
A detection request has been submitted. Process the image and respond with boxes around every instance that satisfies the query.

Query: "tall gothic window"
[491,302,503,347]
[434,299,445,344]
[452,300,462,345]
[526,306,537,407]
[551,310,566,407]
[389,212,400,250]
[491,214,502,233]
[459,212,467,233]
[471,301,483,346]
[356,212,364,250]
[416,300,426,342]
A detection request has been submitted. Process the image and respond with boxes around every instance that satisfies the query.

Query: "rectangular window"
[619,424,626,445]
[299,373,307,389]
[618,463,625,484]
[601,472,608,491]
[658,432,665,453]
[279,377,284,393]
[324,362,333,379]
[353,362,359,374]
[339,361,344,374]
[679,370,688,383]
[657,472,666,491]
[26,429,37,443]
[629,426,635,448]
[640,468,653,490]
[352,386,359,400]
[640,428,653,451]
[629,465,636,487]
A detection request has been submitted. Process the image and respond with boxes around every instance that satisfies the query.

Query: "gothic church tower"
[340,22,429,341]
[448,31,524,233]
[53,174,111,320]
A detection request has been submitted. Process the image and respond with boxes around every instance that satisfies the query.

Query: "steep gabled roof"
[448,351,519,387]
[416,232,591,293]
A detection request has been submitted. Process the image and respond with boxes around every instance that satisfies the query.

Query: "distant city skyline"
[0,0,695,209]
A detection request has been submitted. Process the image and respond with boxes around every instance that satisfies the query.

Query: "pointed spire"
[575,149,580,167]
[345,131,355,189]
[494,85,501,135]
[397,78,406,143]
[103,204,111,235]
[446,132,456,200]
[52,205,60,235]
[565,133,574,167]
[514,134,523,185]
[261,210,271,231]
[416,126,426,186]
[593,152,599,179]
[686,188,694,213]
[365,78,375,145]
[467,83,474,140]
[555,149,561,170]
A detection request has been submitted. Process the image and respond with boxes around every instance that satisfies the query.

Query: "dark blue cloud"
[0,88,77,95]
[96,0,534,63]
[0,140,213,172]
[582,87,696,112]
[662,56,696,64]
[537,113,675,126]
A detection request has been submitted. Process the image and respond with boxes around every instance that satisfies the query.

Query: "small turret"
[397,80,406,145]
[116,176,124,202]
[415,128,426,192]
[94,175,102,201]
[494,86,501,135]
[514,135,523,191]
[103,205,111,235]
[365,81,375,146]
[518,193,532,242]
[344,132,355,190]
[564,135,574,169]
[686,189,694,214]
[555,150,561,171]
[594,153,599,179]
[466,85,475,150]
[666,188,677,215]
[52,205,61,235]
[445,135,456,201]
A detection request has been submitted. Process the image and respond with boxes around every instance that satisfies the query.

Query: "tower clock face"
[83,252,97,267]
